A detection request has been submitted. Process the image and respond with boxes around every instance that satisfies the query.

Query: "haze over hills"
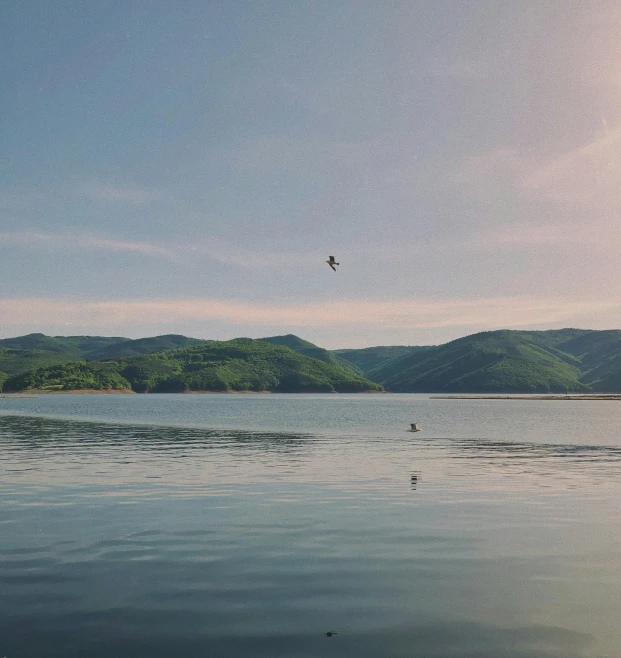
[4,329,621,393]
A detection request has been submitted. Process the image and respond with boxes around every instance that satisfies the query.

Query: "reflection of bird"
[325,631,338,637]
[326,256,339,271]
[407,423,421,432]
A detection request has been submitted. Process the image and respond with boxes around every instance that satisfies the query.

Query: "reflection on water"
[2,405,621,657]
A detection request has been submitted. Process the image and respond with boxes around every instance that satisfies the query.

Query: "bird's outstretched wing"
[328,262,337,271]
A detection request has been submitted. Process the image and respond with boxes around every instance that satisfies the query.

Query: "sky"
[2,0,621,348]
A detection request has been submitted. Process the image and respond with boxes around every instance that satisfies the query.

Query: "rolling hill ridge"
[336,329,621,393]
[2,338,383,394]
[5,329,621,393]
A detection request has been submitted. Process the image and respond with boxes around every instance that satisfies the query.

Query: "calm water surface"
[1,394,621,657]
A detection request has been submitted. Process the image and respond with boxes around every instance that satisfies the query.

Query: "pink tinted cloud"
[2,296,621,334]
[456,124,621,210]
[470,221,620,249]
[522,124,621,207]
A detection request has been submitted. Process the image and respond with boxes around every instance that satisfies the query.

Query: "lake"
[1,393,621,657]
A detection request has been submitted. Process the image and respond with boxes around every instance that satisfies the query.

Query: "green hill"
[260,334,363,375]
[7,328,621,394]
[333,345,434,375]
[552,330,621,390]
[349,329,621,393]
[0,334,129,386]
[0,333,209,382]
[369,330,593,393]
[3,338,383,394]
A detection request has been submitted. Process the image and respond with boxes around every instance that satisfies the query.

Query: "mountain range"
[3,328,621,393]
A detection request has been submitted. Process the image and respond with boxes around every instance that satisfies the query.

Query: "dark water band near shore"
[431,394,621,400]
[5,392,621,400]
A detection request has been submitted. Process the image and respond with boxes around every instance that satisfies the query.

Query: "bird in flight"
[407,423,422,432]
[325,631,338,637]
[326,256,339,271]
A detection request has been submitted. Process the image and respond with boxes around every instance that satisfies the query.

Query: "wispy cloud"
[1,296,620,333]
[0,230,326,268]
[468,221,621,250]
[456,122,621,210]
[0,231,177,258]
[453,148,533,200]
[522,124,621,207]
[185,241,321,269]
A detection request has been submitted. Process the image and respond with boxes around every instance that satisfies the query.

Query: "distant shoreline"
[1,388,385,395]
[7,391,618,399]
[430,394,621,400]
[0,389,136,395]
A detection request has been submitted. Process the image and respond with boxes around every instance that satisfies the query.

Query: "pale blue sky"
[3,1,621,347]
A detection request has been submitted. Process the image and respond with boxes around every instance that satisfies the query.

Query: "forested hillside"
[6,329,621,394]
[364,329,621,393]
[334,345,434,374]
[260,334,363,375]
[0,334,127,389]
[3,339,383,394]
[0,333,206,387]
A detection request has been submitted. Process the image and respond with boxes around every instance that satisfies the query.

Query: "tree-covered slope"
[371,330,591,393]
[0,348,78,380]
[0,333,209,379]
[260,334,363,375]
[7,328,621,394]
[3,361,133,392]
[345,329,621,393]
[0,334,130,380]
[550,330,621,390]
[334,345,434,375]
[3,339,383,394]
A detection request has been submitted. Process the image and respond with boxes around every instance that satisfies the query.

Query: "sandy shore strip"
[0,394,39,398]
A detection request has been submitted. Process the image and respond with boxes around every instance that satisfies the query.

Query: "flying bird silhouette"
[325,631,338,637]
[326,256,339,271]
[407,423,422,432]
